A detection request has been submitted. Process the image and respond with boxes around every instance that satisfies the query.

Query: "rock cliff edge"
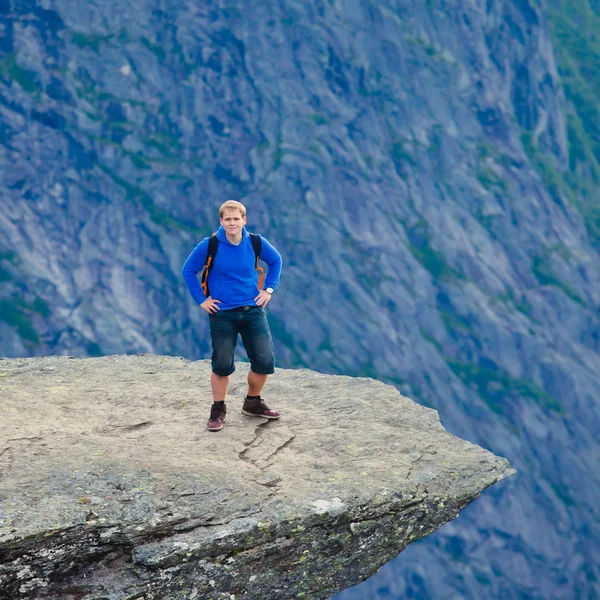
[0,355,514,599]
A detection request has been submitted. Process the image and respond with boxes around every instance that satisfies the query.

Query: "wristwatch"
[265,287,274,295]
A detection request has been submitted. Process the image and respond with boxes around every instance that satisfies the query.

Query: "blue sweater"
[181,226,282,309]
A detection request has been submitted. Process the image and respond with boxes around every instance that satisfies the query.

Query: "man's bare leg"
[211,372,229,401]
[247,370,268,397]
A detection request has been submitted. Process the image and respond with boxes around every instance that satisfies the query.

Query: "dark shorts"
[209,306,275,377]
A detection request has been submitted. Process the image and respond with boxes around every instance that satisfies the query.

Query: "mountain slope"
[1,1,599,598]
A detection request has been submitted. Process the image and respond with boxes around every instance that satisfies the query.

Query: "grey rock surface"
[0,354,513,599]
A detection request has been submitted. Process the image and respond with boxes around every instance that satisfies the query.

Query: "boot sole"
[241,410,280,420]
[207,416,225,431]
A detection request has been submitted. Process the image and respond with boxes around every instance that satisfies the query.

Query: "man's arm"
[259,236,283,290]
[181,238,210,304]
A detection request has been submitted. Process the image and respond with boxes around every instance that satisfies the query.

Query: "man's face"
[220,208,246,235]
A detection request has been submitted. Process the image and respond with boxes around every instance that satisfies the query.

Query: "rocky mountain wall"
[1,1,599,598]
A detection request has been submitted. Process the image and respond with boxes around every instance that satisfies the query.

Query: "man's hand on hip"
[201,297,221,314]
[254,290,272,307]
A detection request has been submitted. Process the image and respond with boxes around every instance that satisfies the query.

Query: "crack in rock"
[406,449,439,480]
[263,434,296,465]
[93,421,153,436]
[406,453,423,479]
[238,421,271,460]
[238,423,296,473]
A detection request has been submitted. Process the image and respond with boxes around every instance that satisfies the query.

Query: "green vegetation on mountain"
[0,296,49,345]
[446,359,565,416]
[545,1,600,246]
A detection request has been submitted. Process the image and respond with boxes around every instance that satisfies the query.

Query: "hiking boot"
[242,396,280,419]
[207,401,227,432]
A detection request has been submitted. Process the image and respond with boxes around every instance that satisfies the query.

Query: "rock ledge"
[0,355,514,599]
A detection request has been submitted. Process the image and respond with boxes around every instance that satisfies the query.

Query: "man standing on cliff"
[181,200,283,432]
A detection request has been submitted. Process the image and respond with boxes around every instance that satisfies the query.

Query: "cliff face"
[0,355,513,599]
[1,1,599,598]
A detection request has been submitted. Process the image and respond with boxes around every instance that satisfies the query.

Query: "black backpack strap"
[200,234,219,297]
[249,233,265,290]
[249,233,262,263]
[207,233,219,260]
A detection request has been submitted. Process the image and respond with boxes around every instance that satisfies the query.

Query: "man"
[181,200,283,432]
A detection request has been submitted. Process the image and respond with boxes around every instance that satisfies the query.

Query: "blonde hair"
[219,200,246,218]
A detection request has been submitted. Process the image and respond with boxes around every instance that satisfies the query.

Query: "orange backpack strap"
[200,233,219,297]
[249,233,264,290]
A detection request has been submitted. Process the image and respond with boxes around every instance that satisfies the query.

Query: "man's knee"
[248,341,275,375]
[211,360,235,377]
[212,369,234,378]
[211,344,236,377]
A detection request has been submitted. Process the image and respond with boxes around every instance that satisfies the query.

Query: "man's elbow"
[270,253,283,270]
[181,264,195,280]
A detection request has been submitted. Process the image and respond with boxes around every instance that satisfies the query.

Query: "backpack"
[200,232,264,297]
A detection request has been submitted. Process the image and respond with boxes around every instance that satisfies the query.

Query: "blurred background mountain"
[1,0,599,598]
